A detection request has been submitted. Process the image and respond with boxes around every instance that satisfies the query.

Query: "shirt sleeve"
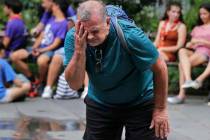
[5,21,15,39]
[64,28,75,67]
[124,25,159,72]
[55,21,68,40]
[2,60,16,83]
[40,11,51,25]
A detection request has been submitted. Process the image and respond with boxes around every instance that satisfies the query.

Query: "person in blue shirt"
[0,43,30,103]
[64,1,169,140]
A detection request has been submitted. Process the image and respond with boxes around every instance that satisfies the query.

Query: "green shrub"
[184,0,210,32]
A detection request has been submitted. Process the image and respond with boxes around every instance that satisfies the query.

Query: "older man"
[64,0,169,140]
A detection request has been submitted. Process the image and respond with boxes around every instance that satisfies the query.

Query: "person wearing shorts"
[10,0,69,95]
[0,52,30,104]
[168,3,210,104]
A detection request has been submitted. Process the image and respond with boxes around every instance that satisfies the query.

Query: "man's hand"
[75,21,88,52]
[150,108,170,139]
[32,48,40,57]
[186,42,192,48]
[191,38,205,46]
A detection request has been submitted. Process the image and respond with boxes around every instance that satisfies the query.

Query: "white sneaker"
[42,86,53,99]
[181,80,194,89]
[181,80,202,89]
[190,80,202,89]
[81,87,88,99]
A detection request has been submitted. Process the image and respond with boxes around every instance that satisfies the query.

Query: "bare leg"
[7,83,30,102]
[196,62,210,82]
[178,48,193,81]
[46,55,63,87]
[37,54,51,83]
[158,50,170,62]
[10,50,32,78]
[177,63,186,99]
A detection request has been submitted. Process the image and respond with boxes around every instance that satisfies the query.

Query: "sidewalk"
[0,96,210,140]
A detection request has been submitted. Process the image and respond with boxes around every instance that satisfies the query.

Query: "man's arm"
[150,56,170,139]
[31,22,45,37]
[65,22,88,90]
[32,32,44,49]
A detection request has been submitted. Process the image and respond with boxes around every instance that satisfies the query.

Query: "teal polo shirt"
[64,19,159,107]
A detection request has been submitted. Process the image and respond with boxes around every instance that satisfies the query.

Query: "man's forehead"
[83,23,101,31]
[82,17,104,30]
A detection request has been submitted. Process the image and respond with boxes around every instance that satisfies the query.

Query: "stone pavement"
[0,96,210,140]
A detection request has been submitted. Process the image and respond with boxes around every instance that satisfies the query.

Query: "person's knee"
[178,48,188,59]
[178,48,186,56]
[37,56,49,67]
[10,51,27,62]
[22,83,31,93]
[51,55,62,65]
[10,52,20,62]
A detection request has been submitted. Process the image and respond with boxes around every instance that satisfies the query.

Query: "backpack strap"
[111,17,132,54]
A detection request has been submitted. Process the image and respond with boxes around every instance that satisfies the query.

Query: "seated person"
[31,0,75,37]
[42,46,88,99]
[154,1,186,62]
[2,0,27,58]
[0,43,30,103]
[42,47,65,98]
[168,3,210,104]
[10,0,69,95]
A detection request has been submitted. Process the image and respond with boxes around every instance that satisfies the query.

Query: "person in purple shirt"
[31,0,76,37]
[2,0,26,58]
[11,0,68,96]
[0,43,30,103]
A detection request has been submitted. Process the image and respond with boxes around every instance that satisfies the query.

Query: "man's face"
[81,16,110,47]
[42,0,53,11]
[3,5,10,16]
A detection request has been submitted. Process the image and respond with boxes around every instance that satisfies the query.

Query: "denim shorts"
[27,47,54,58]
[0,74,28,103]
[0,89,12,103]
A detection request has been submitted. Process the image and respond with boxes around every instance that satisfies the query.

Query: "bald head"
[77,0,106,22]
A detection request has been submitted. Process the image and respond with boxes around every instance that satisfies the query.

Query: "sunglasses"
[95,48,102,73]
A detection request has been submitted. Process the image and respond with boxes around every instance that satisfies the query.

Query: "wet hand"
[150,108,170,139]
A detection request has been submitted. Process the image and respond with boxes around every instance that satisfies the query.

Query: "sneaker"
[42,86,53,99]
[27,80,40,98]
[190,80,202,89]
[167,96,185,104]
[27,91,38,98]
[182,80,202,89]
[81,87,88,99]
[181,80,194,89]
